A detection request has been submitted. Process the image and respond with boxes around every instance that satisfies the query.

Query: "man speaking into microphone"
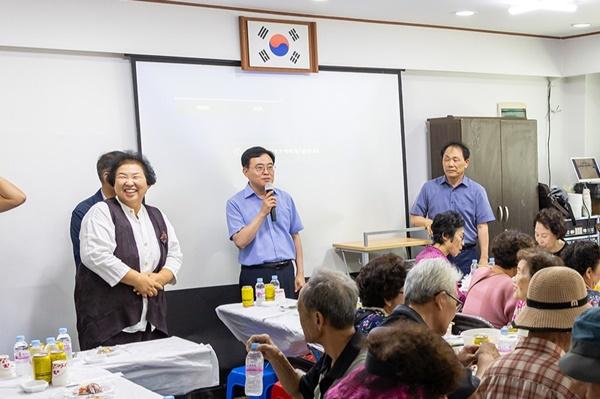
[226,146,305,298]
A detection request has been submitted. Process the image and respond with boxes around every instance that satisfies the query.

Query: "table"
[333,236,430,270]
[76,336,219,396]
[216,300,308,357]
[0,365,161,398]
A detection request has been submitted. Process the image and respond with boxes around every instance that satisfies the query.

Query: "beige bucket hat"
[515,266,591,331]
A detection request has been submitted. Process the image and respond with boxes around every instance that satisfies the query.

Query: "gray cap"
[559,307,600,383]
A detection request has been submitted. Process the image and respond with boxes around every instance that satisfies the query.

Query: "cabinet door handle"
[505,206,510,223]
[498,206,504,222]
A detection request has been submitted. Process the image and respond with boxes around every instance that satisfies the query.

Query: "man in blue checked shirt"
[411,142,495,274]
[226,146,305,298]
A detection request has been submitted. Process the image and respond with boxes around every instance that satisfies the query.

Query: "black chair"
[451,313,494,335]
[404,259,417,270]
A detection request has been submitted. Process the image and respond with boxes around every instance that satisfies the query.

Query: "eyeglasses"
[441,290,463,307]
[254,164,275,174]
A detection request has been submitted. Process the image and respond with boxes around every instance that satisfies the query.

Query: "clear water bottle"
[270,275,280,291]
[498,326,517,353]
[489,257,495,266]
[270,275,285,303]
[245,343,264,396]
[255,278,265,305]
[13,336,31,377]
[470,259,478,274]
[56,328,73,360]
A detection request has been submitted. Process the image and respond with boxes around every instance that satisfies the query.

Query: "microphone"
[265,183,277,222]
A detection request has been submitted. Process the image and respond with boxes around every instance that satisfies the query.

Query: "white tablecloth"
[0,365,161,399]
[76,336,219,396]
[216,300,308,357]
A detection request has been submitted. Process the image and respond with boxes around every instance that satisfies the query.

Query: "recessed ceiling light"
[509,0,577,15]
[455,10,476,17]
[572,23,591,28]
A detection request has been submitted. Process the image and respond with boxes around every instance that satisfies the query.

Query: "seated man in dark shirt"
[384,258,500,399]
[248,269,366,399]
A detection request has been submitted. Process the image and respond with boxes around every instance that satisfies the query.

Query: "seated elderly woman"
[325,322,465,399]
[535,208,568,257]
[562,240,600,307]
[511,248,564,324]
[462,230,535,328]
[354,253,407,334]
[415,211,465,263]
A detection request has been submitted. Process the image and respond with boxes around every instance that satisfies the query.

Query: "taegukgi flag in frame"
[240,17,318,73]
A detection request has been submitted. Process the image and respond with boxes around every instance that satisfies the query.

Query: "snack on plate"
[77,383,103,395]
[473,335,490,345]
[96,346,114,355]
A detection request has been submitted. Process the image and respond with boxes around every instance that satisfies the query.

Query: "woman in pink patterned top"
[415,211,464,263]
[511,248,564,324]
[325,322,464,399]
[462,230,535,328]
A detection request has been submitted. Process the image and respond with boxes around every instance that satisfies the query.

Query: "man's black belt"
[241,260,293,269]
[463,243,477,249]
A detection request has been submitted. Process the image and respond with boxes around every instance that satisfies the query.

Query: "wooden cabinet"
[428,116,538,239]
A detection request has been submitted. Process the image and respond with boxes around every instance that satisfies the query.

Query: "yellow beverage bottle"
[241,285,254,307]
[265,283,275,301]
[32,352,51,382]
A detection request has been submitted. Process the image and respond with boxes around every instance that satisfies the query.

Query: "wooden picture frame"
[239,16,318,73]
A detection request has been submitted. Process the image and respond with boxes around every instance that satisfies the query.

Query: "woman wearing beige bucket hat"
[478,267,590,398]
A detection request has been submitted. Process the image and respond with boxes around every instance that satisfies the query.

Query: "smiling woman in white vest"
[75,151,183,350]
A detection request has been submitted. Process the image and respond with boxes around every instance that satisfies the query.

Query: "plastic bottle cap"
[46,337,55,344]
[16,336,25,341]
[272,275,277,279]
[163,396,175,399]
[257,278,263,282]
[471,259,477,264]
[500,326,508,335]
[31,340,41,346]
[58,328,67,334]
[250,343,259,350]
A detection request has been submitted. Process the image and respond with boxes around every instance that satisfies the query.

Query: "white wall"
[584,74,600,161]
[403,71,585,204]
[562,36,600,76]
[0,0,564,76]
[0,49,136,355]
[551,76,587,188]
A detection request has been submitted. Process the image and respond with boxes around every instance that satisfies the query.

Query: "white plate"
[0,364,17,380]
[66,383,114,398]
[20,379,49,393]
[279,303,297,310]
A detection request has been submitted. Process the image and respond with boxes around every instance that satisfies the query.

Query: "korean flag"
[247,21,311,69]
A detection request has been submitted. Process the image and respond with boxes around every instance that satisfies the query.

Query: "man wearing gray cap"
[560,307,600,398]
